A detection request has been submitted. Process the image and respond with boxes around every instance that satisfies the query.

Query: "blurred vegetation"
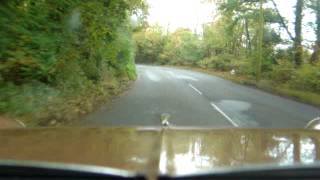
[1,0,319,126]
[134,0,320,104]
[0,0,147,126]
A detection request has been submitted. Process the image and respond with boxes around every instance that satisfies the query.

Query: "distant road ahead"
[79,65,320,128]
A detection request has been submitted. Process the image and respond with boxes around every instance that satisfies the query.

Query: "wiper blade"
[0,159,145,180]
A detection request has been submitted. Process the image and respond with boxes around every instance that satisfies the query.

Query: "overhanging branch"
[270,0,295,41]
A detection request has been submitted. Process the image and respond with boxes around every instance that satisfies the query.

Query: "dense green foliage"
[134,0,320,95]
[135,27,203,65]
[0,0,146,126]
[134,25,166,64]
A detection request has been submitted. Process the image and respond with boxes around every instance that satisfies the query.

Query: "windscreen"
[0,0,320,176]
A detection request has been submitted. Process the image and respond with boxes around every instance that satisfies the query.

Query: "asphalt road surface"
[80,65,320,128]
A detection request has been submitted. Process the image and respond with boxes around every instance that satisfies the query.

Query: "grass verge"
[0,76,134,127]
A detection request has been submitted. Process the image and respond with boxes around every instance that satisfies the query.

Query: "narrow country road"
[79,65,320,128]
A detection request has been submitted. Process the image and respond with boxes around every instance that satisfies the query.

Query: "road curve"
[79,65,320,128]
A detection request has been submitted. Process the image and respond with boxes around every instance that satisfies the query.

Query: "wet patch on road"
[214,100,259,127]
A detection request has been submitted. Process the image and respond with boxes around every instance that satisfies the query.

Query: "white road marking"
[145,70,161,82]
[188,83,202,95]
[16,120,26,127]
[210,102,239,127]
[177,75,199,81]
[165,70,175,77]
[164,70,199,81]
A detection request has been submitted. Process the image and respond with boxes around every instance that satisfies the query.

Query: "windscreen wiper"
[0,160,145,180]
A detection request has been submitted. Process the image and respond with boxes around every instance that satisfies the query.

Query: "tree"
[133,25,166,63]
[218,0,256,56]
[202,17,232,56]
[271,0,307,67]
[256,0,264,81]
[294,0,304,67]
[160,28,203,65]
[270,0,295,41]
[309,0,320,63]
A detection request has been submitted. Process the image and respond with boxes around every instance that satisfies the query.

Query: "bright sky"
[147,0,216,34]
[147,0,316,46]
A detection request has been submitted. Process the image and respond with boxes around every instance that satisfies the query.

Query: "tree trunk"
[236,23,244,56]
[294,0,304,67]
[244,18,252,56]
[310,0,320,63]
[256,0,264,82]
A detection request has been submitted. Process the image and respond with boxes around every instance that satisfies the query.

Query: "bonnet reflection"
[163,131,320,175]
[268,136,317,165]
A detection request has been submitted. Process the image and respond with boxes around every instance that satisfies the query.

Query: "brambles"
[0,0,146,126]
